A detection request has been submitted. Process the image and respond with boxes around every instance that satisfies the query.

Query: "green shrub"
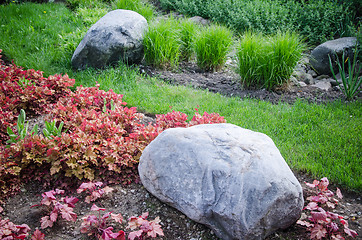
[237,31,305,90]
[194,24,233,71]
[143,17,181,69]
[112,0,155,21]
[179,19,198,61]
[158,0,355,46]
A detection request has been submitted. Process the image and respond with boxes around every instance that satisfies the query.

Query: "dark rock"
[310,37,357,76]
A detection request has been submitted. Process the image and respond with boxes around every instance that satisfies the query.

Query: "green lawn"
[0,2,361,192]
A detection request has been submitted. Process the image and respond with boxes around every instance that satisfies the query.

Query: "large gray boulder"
[139,123,304,240]
[310,37,357,76]
[72,10,148,70]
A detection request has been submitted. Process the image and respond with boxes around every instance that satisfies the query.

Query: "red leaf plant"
[80,204,125,240]
[297,177,358,239]
[77,181,114,203]
[31,229,45,240]
[0,217,31,239]
[31,189,79,229]
[81,205,164,240]
[127,212,164,240]
[0,50,74,144]
[0,59,226,203]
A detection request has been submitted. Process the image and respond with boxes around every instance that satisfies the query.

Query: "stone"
[289,76,298,86]
[310,37,357,76]
[303,73,315,85]
[188,16,211,26]
[311,80,332,91]
[72,10,148,70]
[307,69,317,77]
[329,78,342,87]
[293,71,315,84]
[139,123,304,240]
[298,81,307,87]
[316,74,331,80]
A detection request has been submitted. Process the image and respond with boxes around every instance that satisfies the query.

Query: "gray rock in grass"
[139,123,304,240]
[72,10,148,70]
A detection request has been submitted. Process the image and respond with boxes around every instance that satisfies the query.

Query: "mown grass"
[0,2,361,192]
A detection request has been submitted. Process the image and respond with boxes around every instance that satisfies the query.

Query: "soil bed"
[140,61,362,105]
[1,171,361,240]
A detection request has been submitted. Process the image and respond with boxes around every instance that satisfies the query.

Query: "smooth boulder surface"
[139,123,304,240]
[310,37,357,76]
[72,10,147,70]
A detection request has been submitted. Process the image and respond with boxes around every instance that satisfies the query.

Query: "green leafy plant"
[329,46,361,101]
[43,120,66,139]
[6,109,38,145]
[143,17,181,69]
[194,24,233,71]
[103,98,115,113]
[158,0,355,45]
[236,30,305,90]
[17,77,35,89]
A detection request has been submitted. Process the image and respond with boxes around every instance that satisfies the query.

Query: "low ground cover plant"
[297,177,358,239]
[31,189,78,229]
[1,181,163,240]
[237,31,305,90]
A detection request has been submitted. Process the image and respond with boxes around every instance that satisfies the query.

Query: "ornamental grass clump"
[179,19,198,61]
[194,24,233,72]
[237,31,305,90]
[143,17,181,69]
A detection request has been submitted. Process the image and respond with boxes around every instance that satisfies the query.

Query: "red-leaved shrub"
[0,53,226,201]
[0,50,75,144]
